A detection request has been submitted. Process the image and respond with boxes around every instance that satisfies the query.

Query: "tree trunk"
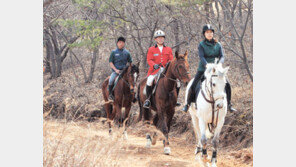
[204,0,211,22]
[239,39,253,81]
[172,19,180,52]
[86,47,98,83]
[45,40,51,73]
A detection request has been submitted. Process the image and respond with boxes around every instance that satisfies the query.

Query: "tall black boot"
[176,87,181,106]
[182,72,203,113]
[108,84,114,101]
[143,85,152,109]
[182,87,194,112]
[225,82,237,112]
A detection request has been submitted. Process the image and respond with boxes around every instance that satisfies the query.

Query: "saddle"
[111,73,123,92]
[152,62,170,95]
[143,62,170,96]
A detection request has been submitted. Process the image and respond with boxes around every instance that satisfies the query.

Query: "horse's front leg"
[199,118,210,166]
[189,110,202,158]
[156,107,170,155]
[122,104,131,140]
[210,115,226,167]
[108,103,116,136]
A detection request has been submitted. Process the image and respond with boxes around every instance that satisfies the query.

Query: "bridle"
[119,68,137,91]
[161,59,189,83]
[201,74,225,133]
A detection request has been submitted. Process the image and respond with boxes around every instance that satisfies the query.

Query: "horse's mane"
[131,64,139,74]
[120,66,129,76]
[158,61,171,80]
[120,64,139,77]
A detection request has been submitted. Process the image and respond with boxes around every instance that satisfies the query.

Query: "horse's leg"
[108,103,116,135]
[122,104,131,140]
[199,118,210,166]
[162,108,174,155]
[137,101,143,122]
[144,107,154,148]
[210,116,226,167]
[190,112,202,158]
[156,107,170,155]
[143,107,152,122]
[114,104,122,128]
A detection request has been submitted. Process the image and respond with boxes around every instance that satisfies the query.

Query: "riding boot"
[143,85,152,109]
[176,87,181,107]
[225,82,237,112]
[108,84,114,101]
[182,72,203,113]
[182,87,194,113]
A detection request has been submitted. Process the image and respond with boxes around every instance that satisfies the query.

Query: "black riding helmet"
[117,36,126,43]
[202,24,215,35]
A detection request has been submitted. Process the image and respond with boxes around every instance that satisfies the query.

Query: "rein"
[117,70,135,89]
[201,74,222,133]
[161,59,188,83]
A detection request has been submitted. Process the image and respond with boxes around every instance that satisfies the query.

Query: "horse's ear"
[223,66,230,74]
[214,58,219,64]
[175,50,179,59]
[184,50,188,59]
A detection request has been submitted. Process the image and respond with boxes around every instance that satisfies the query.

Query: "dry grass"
[43,119,253,167]
[43,119,125,167]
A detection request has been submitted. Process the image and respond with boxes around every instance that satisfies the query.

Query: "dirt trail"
[43,120,252,167]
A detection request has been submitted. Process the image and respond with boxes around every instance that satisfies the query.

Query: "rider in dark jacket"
[108,37,132,101]
[182,24,237,113]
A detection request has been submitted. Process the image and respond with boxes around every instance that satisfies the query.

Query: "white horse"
[185,62,229,167]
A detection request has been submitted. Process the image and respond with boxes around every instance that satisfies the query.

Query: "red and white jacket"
[146,45,173,76]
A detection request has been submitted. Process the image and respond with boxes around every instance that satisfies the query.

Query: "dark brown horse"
[102,63,139,138]
[138,51,191,154]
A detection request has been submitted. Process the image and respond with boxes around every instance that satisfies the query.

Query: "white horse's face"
[205,63,229,109]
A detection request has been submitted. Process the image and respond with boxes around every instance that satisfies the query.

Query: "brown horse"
[138,51,191,154]
[102,63,139,138]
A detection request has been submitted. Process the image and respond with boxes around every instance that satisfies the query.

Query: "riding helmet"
[154,30,165,38]
[202,24,215,35]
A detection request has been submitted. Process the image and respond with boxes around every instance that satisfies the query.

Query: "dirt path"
[43,120,252,167]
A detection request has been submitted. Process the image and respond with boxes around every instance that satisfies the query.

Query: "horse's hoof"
[211,163,217,167]
[146,139,152,148]
[123,131,128,140]
[164,147,171,155]
[195,146,202,155]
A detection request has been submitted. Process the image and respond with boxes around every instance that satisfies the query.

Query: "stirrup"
[182,104,189,113]
[228,104,237,112]
[143,99,151,109]
[108,94,114,101]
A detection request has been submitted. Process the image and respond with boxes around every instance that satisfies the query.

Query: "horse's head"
[171,50,191,83]
[122,62,139,93]
[204,62,229,109]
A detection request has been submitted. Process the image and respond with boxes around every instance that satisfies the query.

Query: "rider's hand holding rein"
[153,64,160,70]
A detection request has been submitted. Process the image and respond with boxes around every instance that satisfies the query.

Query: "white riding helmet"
[154,30,165,38]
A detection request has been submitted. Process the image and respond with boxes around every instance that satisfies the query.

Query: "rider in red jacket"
[143,30,181,108]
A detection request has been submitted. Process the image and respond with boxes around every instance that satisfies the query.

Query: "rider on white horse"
[188,63,229,167]
[182,24,237,113]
